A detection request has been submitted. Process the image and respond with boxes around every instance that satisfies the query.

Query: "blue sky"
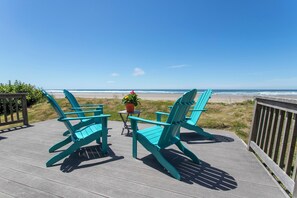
[0,0,296,89]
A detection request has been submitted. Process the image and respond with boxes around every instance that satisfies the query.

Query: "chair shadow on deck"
[59,145,124,173]
[141,149,237,191]
[180,131,234,144]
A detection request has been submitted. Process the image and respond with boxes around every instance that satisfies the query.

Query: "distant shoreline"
[48,92,297,103]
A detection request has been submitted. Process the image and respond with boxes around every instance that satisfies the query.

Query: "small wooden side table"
[118,110,141,136]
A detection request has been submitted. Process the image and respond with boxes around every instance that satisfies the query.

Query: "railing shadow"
[0,136,7,141]
[141,149,237,191]
[119,130,235,144]
[180,131,234,144]
[0,125,33,134]
[60,145,124,173]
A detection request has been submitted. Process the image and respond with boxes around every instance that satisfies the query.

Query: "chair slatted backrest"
[63,89,85,117]
[189,89,212,123]
[42,90,76,140]
[158,89,197,148]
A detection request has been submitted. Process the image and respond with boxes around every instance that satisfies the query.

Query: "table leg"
[119,111,141,136]
[126,113,131,135]
[119,113,127,135]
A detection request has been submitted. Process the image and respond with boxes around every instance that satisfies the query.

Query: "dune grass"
[1,98,254,143]
[198,101,254,142]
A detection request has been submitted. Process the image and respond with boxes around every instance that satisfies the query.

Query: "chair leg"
[46,143,80,167]
[183,123,214,140]
[131,120,138,159]
[175,141,200,164]
[96,137,101,144]
[63,130,70,136]
[101,130,108,154]
[152,150,181,180]
[49,136,72,153]
[195,127,214,140]
[132,133,137,159]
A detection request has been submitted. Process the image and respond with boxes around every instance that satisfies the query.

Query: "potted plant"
[122,90,141,113]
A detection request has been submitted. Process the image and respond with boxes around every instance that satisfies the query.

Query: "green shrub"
[0,80,45,114]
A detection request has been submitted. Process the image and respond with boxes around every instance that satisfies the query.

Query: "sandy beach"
[48,92,297,103]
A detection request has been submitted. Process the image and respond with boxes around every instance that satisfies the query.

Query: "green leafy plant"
[0,80,45,114]
[122,90,141,106]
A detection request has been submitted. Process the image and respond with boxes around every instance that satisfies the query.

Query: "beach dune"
[49,92,256,103]
[49,91,297,103]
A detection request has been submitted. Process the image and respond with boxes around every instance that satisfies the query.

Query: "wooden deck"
[0,120,288,198]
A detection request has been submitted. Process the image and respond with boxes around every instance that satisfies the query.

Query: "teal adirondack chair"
[63,89,104,136]
[42,90,110,167]
[129,89,200,180]
[181,89,214,139]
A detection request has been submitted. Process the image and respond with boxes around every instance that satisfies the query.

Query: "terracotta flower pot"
[125,103,135,113]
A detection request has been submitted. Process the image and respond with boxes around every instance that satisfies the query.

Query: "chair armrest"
[129,116,170,126]
[155,111,169,122]
[80,104,104,107]
[155,111,169,116]
[64,109,103,115]
[71,106,103,110]
[189,109,207,111]
[58,114,110,121]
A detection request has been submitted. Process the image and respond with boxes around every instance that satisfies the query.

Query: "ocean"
[46,89,297,96]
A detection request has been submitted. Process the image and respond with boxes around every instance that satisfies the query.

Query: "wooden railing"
[0,93,28,127]
[248,96,297,197]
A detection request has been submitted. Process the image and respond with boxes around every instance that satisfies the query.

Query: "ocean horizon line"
[46,88,297,96]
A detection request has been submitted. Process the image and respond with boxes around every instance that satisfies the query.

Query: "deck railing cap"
[255,96,297,105]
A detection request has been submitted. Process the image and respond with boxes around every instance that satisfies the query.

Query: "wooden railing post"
[248,99,259,151]
[292,177,297,198]
[21,94,29,125]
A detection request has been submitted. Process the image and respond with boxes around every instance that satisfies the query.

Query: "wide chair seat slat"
[138,126,163,145]
[75,124,102,139]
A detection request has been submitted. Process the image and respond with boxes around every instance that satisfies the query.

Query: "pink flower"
[130,90,135,94]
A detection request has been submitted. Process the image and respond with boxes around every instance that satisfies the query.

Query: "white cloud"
[168,64,188,69]
[111,73,119,77]
[133,67,145,76]
[106,80,115,84]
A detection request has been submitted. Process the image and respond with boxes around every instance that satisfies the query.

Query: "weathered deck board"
[0,120,288,198]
